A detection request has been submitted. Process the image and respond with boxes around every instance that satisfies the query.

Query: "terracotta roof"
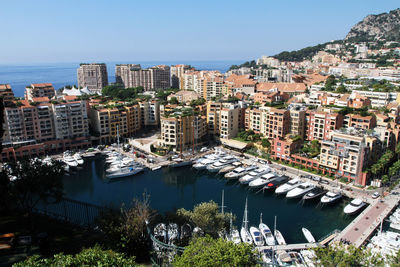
[31,97,49,103]
[337,94,350,102]
[63,95,78,101]
[0,84,11,90]
[256,83,306,93]
[31,83,53,87]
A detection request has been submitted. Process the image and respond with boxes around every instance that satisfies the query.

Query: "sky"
[0,0,399,64]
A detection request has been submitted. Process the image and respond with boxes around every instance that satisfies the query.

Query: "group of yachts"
[193,151,368,215]
[61,148,145,179]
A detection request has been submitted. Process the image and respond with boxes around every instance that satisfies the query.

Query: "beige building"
[170,64,192,88]
[25,83,55,101]
[167,90,200,104]
[77,63,108,94]
[139,100,160,127]
[115,64,170,90]
[219,107,239,139]
[289,106,306,139]
[0,84,15,102]
[260,107,290,139]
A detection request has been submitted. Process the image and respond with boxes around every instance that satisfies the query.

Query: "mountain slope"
[345,9,400,42]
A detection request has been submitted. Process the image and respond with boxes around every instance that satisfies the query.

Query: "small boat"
[107,166,144,179]
[263,176,289,190]
[230,229,241,244]
[286,182,315,199]
[168,223,179,244]
[239,167,271,184]
[259,214,276,246]
[154,223,167,242]
[248,173,276,188]
[321,191,342,204]
[193,158,214,170]
[260,249,274,264]
[225,165,257,180]
[302,227,316,243]
[192,227,204,236]
[63,156,78,167]
[151,166,162,171]
[206,156,237,172]
[274,229,286,245]
[250,226,264,246]
[303,187,327,201]
[344,198,367,215]
[275,178,301,195]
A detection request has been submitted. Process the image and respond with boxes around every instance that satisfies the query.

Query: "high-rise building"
[306,111,343,141]
[289,105,306,139]
[170,64,192,88]
[24,83,55,101]
[115,64,170,91]
[77,63,108,93]
[260,107,290,139]
[0,84,15,102]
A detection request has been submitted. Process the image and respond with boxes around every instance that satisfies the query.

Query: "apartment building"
[167,90,200,104]
[115,64,170,90]
[89,104,141,144]
[183,71,224,100]
[306,111,343,141]
[219,107,239,139]
[289,106,306,139]
[139,100,160,127]
[319,131,370,186]
[160,109,207,151]
[270,136,302,161]
[203,75,224,100]
[170,64,192,88]
[24,83,55,101]
[253,89,289,104]
[343,114,376,129]
[0,84,15,102]
[352,90,398,107]
[260,107,290,139]
[77,63,108,93]
[245,108,262,134]
[183,71,205,95]
[2,98,90,161]
[206,101,223,135]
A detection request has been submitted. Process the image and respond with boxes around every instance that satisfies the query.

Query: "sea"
[0,60,241,97]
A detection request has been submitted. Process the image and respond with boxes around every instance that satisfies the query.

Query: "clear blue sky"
[1,0,399,64]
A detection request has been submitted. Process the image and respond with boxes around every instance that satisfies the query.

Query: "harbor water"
[63,156,353,244]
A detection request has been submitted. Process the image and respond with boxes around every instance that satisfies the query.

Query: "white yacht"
[170,157,192,168]
[240,198,253,245]
[168,223,179,244]
[344,198,366,215]
[302,227,316,243]
[206,156,237,172]
[248,173,276,188]
[230,229,241,244]
[219,161,242,174]
[107,165,144,179]
[154,223,167,242]
[73,153,84,165]
[63,156,78,167]
[193,158,214,170]
[286,182,315,199]
[249,226,264,246]
[274,229,286,245]
[239,167,270,184]
[275,178,301,195]
[259,214,276,246]
[321,191,342,204]
[225,165,257,180]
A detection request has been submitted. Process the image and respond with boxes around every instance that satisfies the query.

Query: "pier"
[334,196,399,247]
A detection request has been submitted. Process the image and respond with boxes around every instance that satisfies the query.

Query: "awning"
[220,138,248,150]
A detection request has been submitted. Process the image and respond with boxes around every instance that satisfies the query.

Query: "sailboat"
[229,212,241,244]
[259,213,276,246]
[240,197,253,245]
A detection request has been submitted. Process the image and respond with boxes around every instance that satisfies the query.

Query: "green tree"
[173,236,258,267]
[96,193,154,262]
[169,97,179,104]
[176,201,232,238]
[313,244,384,267]
[13,246,137,266]
[3,159,64,221]
[336,84,348,93]
[261,138,271,148]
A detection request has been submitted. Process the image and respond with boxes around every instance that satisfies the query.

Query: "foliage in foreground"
[13,246,137,267]
[176,200,232,238]
[95,193,154,262]
[173,236,258,267]
[313,243,400,267]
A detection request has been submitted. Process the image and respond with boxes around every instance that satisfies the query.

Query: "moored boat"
[248,173,276,188]
[344,198,366,215]
[321,191,342,204]
[239,167,271,184]
[275,178,301,195]
[286,182,315,199]
[263,176,289,190]
[274,229,286,245]
[302,227,316,243]
[249,226,264,246]
[302,187,327,201]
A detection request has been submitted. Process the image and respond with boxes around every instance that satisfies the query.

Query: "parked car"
[312,176,321,182]
[320,179,329,185]
[372,192,380,199]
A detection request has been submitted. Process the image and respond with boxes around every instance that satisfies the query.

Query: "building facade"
[77,63,108,93]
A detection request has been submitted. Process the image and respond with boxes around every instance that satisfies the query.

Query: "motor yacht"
[302,227,316,243]
[263,176,289,190]
[193,158,214,170]
[248,173,276,188]
[321,191,342,204]
[259,222,276,246]
[344,198,366,215]
[274,229,286,245]
[170,157,192,168]
[219,161,242,174]
[63,156,78,167]
[249,226,264,246]
[302,187,327,201]
[225,165,257,180]
[206,156,237,172]
[286,182,315,199]
[73,153,84,165]
[275,178,301,195]
[239,167,270,184]
[107,165,144,179]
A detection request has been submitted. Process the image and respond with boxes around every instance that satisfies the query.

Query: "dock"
[257,242,322,251]
[334,196,399,247]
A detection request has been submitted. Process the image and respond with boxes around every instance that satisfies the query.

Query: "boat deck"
[257,242,322,251]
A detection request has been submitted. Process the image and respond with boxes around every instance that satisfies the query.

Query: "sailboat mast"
[117,124,120,152]
[242,197,248,230]
[273,215,276,265]
[221,189,225,214]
